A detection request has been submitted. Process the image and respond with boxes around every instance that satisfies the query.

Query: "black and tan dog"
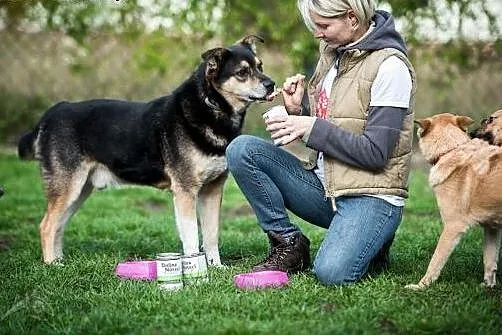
[18,35,275,265]
[469,109,502,145]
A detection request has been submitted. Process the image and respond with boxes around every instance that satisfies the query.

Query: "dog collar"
[430,139,470,165]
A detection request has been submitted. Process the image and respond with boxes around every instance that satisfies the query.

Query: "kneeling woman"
[226,0,416,285]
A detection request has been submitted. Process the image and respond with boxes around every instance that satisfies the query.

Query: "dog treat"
[234,270,289,289]
[156,253,183,291]
[182,252,209,284]
[267,88,282,100]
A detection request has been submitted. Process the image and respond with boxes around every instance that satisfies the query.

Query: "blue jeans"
[226,135,403,285]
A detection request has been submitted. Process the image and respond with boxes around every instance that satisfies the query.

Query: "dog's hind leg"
[198,174,227,266]
[482,226,501,287]
[172,188,199,255]
[40,164,93,264]
[406,220,469,289]
[53,181,93,261]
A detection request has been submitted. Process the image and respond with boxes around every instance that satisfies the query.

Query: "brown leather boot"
[253,231,311,274]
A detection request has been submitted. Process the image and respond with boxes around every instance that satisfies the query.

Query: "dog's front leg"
[406,223,467,290]
[198,175,227,267]
[482,226,501,287]
[172,189,199,255]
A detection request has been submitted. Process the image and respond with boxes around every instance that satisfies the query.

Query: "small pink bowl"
[115,261,157,281]
[233,270,289,289]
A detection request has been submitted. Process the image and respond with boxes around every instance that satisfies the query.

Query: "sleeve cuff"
[301,117,317,143]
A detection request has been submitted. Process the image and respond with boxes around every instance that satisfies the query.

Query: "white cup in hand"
[262,106,293,146]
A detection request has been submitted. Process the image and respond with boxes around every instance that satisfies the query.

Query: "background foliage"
[2,0,500,59]
[0,0,501,143]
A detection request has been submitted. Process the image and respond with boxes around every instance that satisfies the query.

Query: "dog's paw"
[207,261,226,269]
[205,254,223,267]
[480,281,496,288]
[50,261,65,267]
[45,258,65,267]
[404,283,425,290]
[482,273,497,288]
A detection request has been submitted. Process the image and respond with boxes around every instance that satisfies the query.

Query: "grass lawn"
[1,152,501,334]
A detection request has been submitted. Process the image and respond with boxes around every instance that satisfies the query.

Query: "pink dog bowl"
[233,270,289,289]
[115,261,157,280]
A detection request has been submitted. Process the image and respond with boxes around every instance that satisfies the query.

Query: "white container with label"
[182,252,209,284]
[156,252,183,291]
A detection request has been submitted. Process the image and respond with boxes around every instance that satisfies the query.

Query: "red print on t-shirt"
[316,89,329,120]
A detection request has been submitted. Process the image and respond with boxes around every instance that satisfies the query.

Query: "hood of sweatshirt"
[338,10,407,55]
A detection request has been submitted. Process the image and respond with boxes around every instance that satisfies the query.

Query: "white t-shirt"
[314,55,412,207]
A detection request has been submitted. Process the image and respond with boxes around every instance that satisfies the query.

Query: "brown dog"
[408,113,502,289]
[470,109,502,145]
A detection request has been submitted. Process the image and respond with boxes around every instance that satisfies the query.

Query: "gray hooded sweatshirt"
[305,10,411,171]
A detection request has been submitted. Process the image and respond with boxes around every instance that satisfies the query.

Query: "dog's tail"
[18,129,38,160]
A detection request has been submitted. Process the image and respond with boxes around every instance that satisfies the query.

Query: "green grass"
[0,153,501,334]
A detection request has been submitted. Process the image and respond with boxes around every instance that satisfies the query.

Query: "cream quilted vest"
[288,43,416,199]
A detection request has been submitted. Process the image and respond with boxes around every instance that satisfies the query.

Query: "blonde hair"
[297,0,375,32]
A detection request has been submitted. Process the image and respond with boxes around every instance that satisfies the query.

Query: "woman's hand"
[265,115,315,146]
[281,74,306,114]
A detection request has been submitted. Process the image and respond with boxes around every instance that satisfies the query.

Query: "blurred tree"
[385,0,500,41]
[1,0,500,40]
[212,0,501,69]
[0,0,500,69]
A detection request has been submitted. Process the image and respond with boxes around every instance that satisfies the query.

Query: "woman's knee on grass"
[313,253,367,286]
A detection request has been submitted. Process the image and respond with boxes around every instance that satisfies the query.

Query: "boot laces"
[262,240,295,265]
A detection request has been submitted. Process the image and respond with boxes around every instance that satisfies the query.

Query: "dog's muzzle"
[254,78,275,101]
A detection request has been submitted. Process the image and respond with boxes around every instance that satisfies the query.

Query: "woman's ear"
[346,9,358,29]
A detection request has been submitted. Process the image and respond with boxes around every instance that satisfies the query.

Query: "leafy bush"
[0,32,501,145]
[0,91,51,144]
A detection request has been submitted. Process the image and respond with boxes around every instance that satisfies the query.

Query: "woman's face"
[310,10,359,48]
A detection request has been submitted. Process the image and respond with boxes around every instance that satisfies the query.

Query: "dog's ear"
[414,119,431,133]
[237,35,264,54]
[201,47,230,78]
[455,116,474,131]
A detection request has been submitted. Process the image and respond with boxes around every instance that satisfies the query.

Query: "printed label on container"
[182,252,208,283]
[156,253,183,285]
